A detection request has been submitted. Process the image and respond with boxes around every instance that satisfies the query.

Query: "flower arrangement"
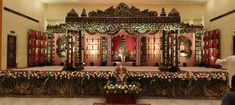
[103,84,142,94]
[127,71,227,81]
[0,70,227,81]
[113,66,128,84]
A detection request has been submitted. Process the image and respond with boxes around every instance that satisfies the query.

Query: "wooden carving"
[88,3,157,17]
[65,3,181,23]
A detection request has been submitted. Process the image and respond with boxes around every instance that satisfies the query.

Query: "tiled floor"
[0,97,221,105]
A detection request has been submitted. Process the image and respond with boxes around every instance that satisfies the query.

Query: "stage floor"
[10,66,224,72]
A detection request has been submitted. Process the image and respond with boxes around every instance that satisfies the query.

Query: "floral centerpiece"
[103,84,142,94]
[103,66,142,95]
[114,66,128,84]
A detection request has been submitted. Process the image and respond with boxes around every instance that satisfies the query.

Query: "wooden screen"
[146,33,161,66]
[84,33,102,66]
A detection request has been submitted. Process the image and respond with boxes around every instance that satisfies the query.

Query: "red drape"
[112,35,123,52]
[125,35,136,61]
[111,33,137,62]
[125,35,136,53]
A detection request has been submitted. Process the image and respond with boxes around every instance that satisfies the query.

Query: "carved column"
[78,30,82,63]
[175,30,179,67]
[75,30,82,64]
[107,35,112,66]
[136,35,142,66]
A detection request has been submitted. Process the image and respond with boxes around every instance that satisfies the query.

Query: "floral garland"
[0,70,227,81]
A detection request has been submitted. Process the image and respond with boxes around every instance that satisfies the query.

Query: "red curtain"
[125,35,136,61]
[112,35,123,52]
[112,35,123,61]
[125,35,136,53]
[111,33,137,62]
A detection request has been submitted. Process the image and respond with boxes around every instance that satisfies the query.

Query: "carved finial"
[116,3,129,10]
[81,8,87,17]
[168,8,180,16]
[67,9,78,17]
[160,8,166,16]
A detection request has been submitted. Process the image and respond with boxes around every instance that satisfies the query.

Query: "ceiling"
[39,0,208,5]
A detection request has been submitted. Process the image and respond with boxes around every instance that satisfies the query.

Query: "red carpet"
[93,103,151,105]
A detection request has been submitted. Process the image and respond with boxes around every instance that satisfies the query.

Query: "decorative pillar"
[66,29,69,63]
[175,30,179,67]
[66,30,74,65]
[161,30,167,65]
[78,30,82,63]
[136,35,142,66]
[160,30,180,71]
[75,30,82,64]
[166,31,170,66]
[64,30,75,71]
[107,35,112,66]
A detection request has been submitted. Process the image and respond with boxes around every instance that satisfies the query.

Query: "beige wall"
[46,3,204,25]
[204,0,235,59]
[2,0,46,70]
[0,0,2,69]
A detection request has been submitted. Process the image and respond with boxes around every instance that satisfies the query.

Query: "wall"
[46,3,204,25]
[0,0,2,69]
[204,0,235,59]
[2,0,46,70]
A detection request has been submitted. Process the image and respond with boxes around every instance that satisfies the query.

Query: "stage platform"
[10,66,224,72]
[2,66,228,99]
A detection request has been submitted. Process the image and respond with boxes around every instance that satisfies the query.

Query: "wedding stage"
[6,3,227,100]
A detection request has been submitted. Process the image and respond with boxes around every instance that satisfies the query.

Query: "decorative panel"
[28,30,48,67]
[203,30,220,68]
[146,32,161,66]
[84,32,102,66]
